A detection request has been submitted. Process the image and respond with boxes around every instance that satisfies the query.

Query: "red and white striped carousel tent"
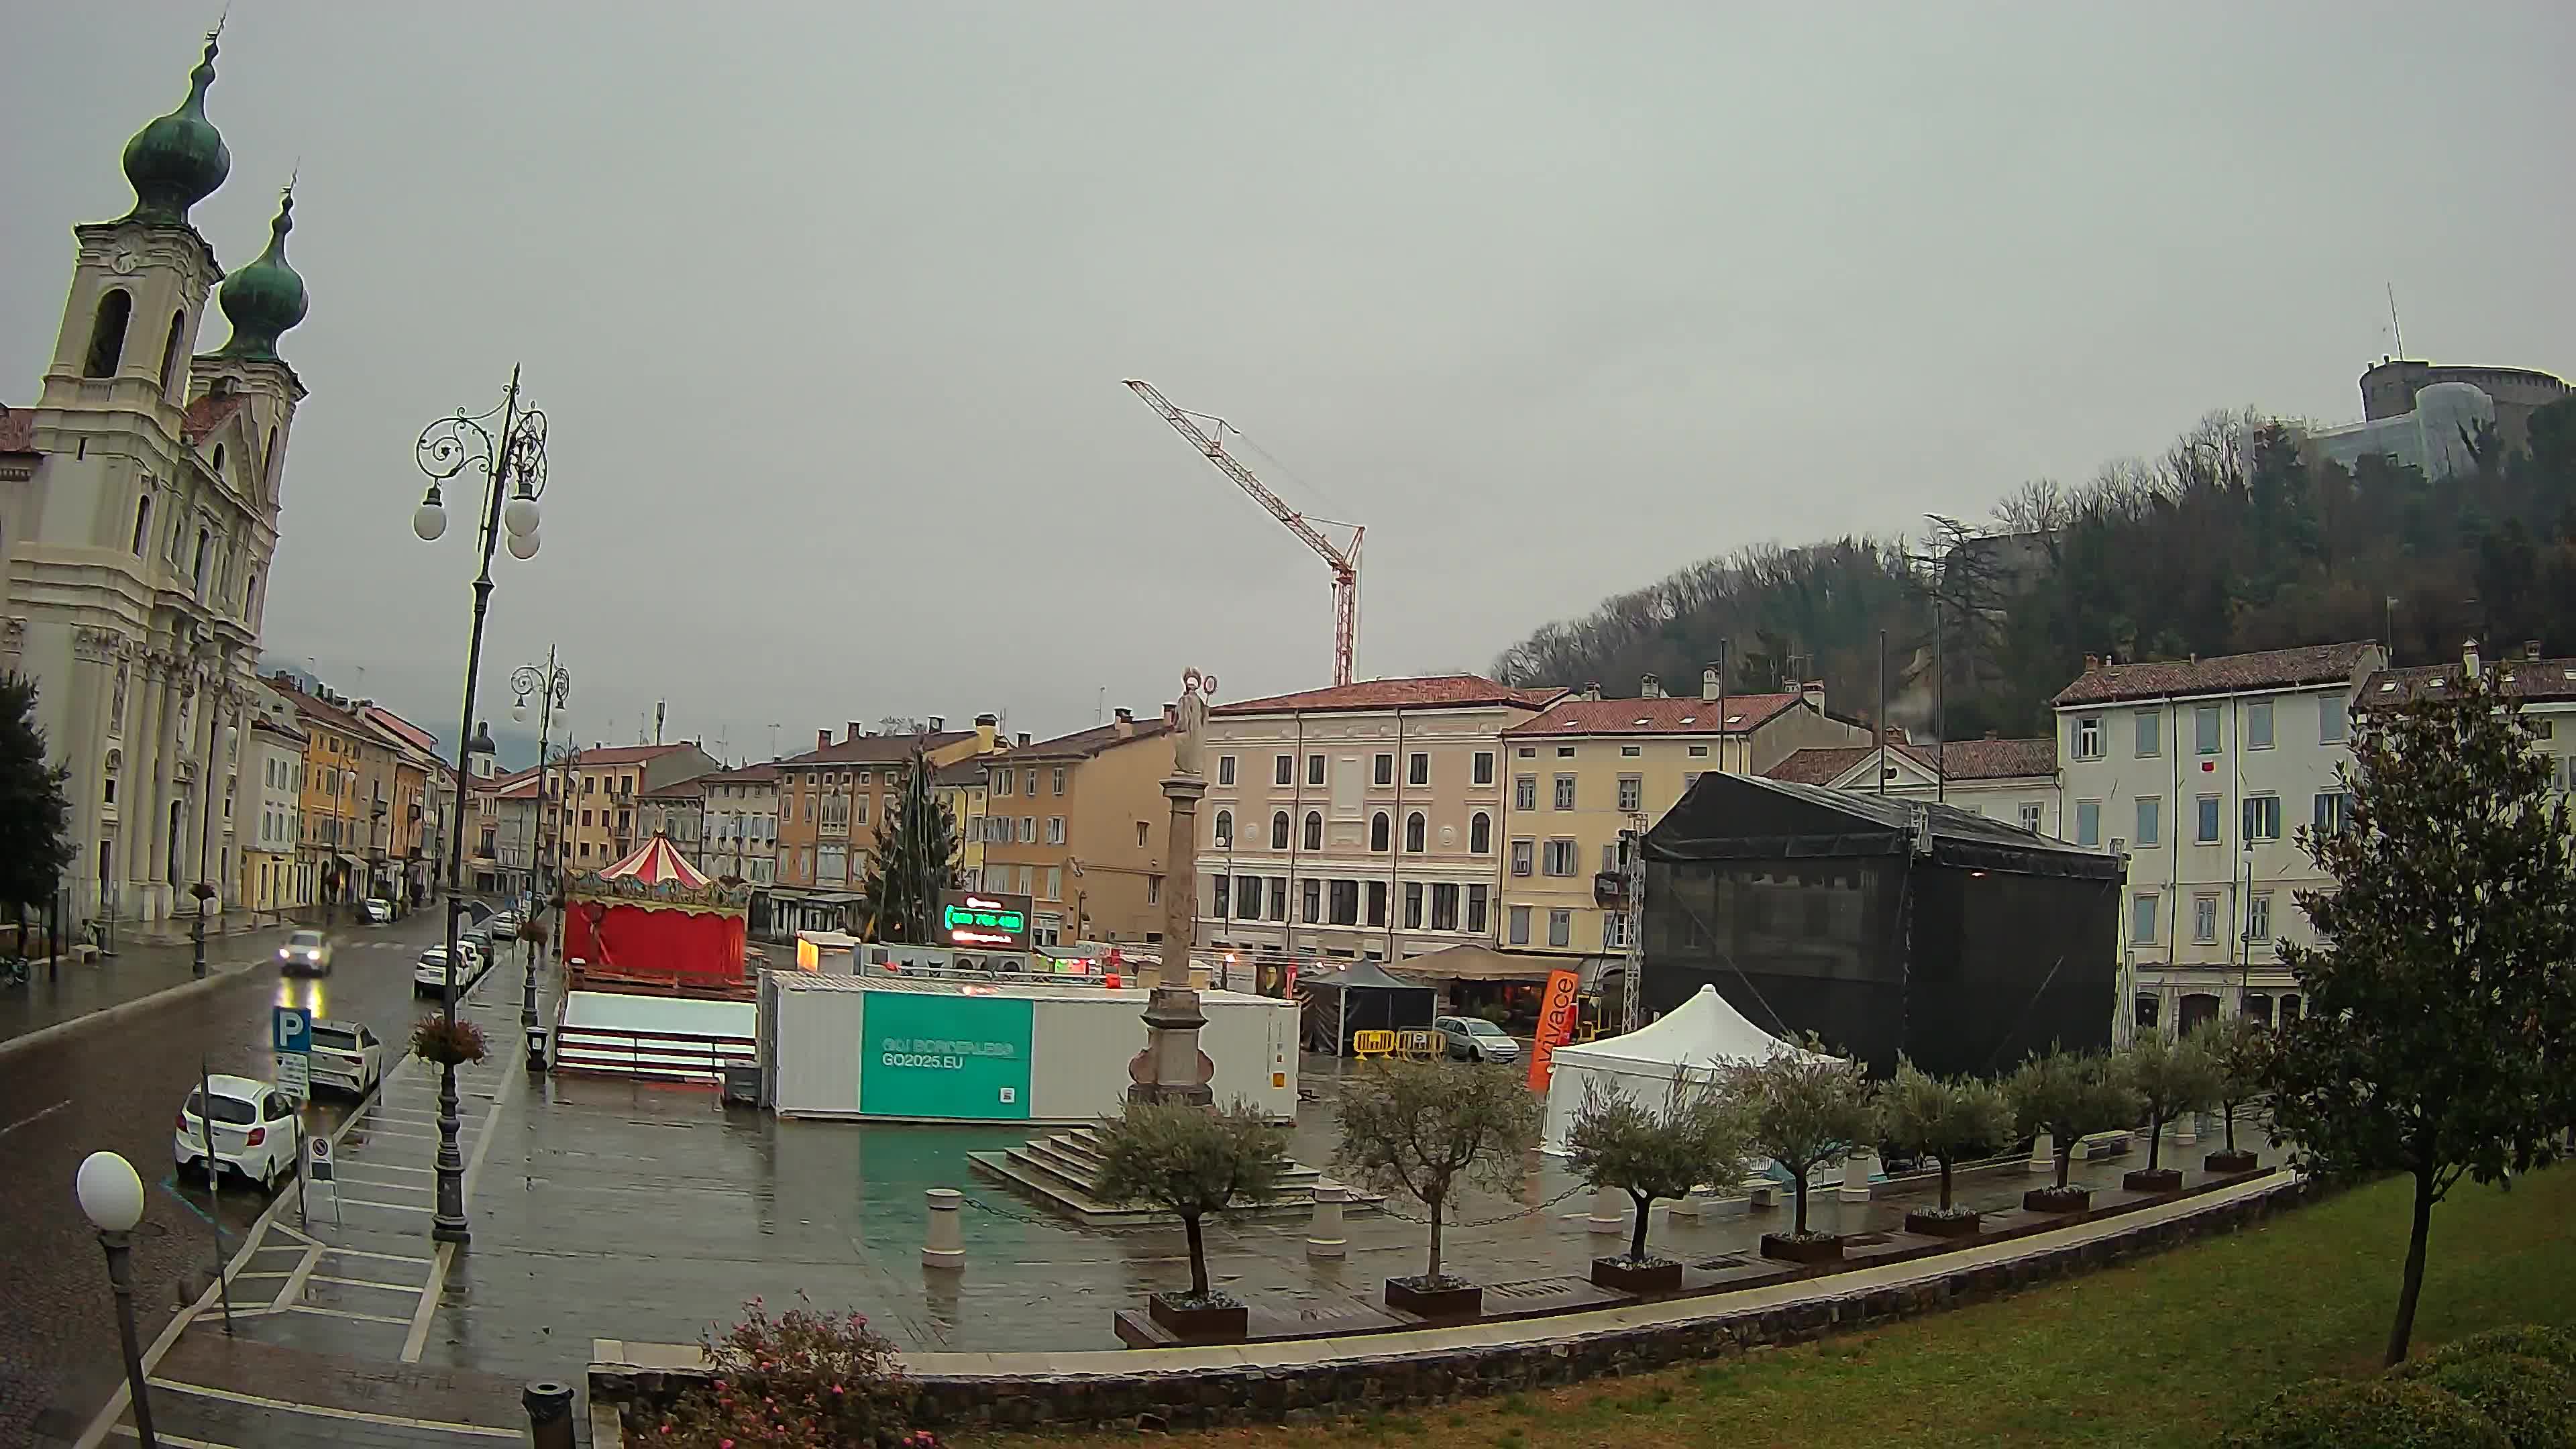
[560,831,748,998]
[594,833,712,889]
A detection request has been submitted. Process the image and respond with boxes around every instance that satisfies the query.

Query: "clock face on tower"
[111,248,141,276]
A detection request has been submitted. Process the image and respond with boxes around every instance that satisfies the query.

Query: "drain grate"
[1691,1252,1749,1269]
[1843,1232,1892,1246]
[1484,1280,1562,1301]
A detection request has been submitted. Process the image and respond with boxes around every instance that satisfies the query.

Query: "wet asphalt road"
[0,902,505,1445]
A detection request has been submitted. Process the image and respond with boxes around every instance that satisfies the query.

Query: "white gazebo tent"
[1540,984,1834,1154]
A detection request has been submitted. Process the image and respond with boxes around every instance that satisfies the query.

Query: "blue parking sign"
[272,1006,312,1055]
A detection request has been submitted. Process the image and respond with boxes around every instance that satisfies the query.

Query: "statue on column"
[1172,668,1216,777]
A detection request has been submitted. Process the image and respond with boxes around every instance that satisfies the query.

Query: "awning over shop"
[1388,943,1569,983]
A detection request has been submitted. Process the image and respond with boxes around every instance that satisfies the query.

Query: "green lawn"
[971,1164,2576,1449]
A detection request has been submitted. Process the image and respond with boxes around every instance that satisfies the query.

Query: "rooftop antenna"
[2387,283,2406,359]
[654,698,665,746]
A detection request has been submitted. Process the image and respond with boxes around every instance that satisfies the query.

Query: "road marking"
[399,1240,455,1363]
[274,1244,325,1313]
[0,1098,69,1137]
[321,1244,433,1266]
[145,1379,519,1438]
[112,1426,239,1448]
[309,1273,424,1293]
[341,1197,433,1214]
[284,1303,413,1325]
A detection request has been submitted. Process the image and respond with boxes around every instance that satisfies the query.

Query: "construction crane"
[1125,379,1364,687]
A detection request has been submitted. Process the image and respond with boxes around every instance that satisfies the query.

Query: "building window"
[1214,810,1232,848]
[1051,767,1066,795]
[1556,746,1575,758]
[2135,796,2161,847]
[2074,715,2103,760]
[1514,775,1537,810]
[1022,769,1037,796]
[997,770,1013,797]
[1469,811,1491,854]
[2245,700,2275,750]
[1511,839,1534,877]
[2196,795,2222,844]
[1236,875,1262,918]
[1466,884,1487,934]
[2320,696,2349,744]
[2075,800,2100,847]
[1603,912,1629,950]
[1508,904,1532,945]
[1268,877,1287,921]
[2193,894,2220,945]
[1365,879,1385,927]
[1046,816,1065,845]
[2246,891,2273,943]
[1271,811,1290,849]
[1217,755,1236,786]
[1547,909,1572,948]
[1542,838,1578,875]
[1019,816,1036,843]
[2135,710,2161,757]
[1301,878,1322,923]
[1404,812,1426,852]
[85,288,131,377]
[2195,705,2222,755]
[2242,794,2282,843]
[2314,791,2350,835]
[1306,754,1325,787]
[1430,883,1459,930]
[1373,753,1394,786]
[1370,812,1390,852]
[130,494,152,555]
[1303,811,1322,851]
[1617,775,1642,812]
[1553,775,1576,810]
[1275,754,1293,786]
[2018,802,2043,833]
[1046,866,1063,900]
[1148,875,1161,906]
[1472,751,1494,786]
[1408,752,1430,786]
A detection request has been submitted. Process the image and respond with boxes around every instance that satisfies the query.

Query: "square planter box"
[1384,1277,1483,1318]
[1903,1208,1983,1238]
[1760,1232,1845,1265]
[2023,1187,2093,1215]
[2204,1148,2261,1175]
[2122,1167,2184,1193]
[1146,1293,1247,1342]
[1590,1256,1685,1293]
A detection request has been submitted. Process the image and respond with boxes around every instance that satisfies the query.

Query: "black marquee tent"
[1299,959,1438,1055]
[1642,773,2123,1077]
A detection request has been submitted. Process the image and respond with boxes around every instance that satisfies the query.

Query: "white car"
[175,1075,301,1192]
[360,898,395,924]
[486,912,521,939]
[1435,1014,1524,1064]
[415,946,472,996]
[276,928,333,975]
[307,1018,384,1095]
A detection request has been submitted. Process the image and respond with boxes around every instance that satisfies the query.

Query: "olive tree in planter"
[1877,1059,2013,1238]
[2116,1028,2220,1192]
[1720,1041,1875,1264]
[2006,1048,2137,1214]
[1564,1068,1753,1292]
[1334,1059,1541,1318]
[2190,1016,2271,1174]
[1091,1099,1289,1341]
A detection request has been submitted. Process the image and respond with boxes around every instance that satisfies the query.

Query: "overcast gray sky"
[7,3,2571,759]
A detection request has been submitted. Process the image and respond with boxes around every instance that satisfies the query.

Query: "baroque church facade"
[0,32,311,926]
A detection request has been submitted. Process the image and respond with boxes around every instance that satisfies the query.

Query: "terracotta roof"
[358,704,440,759]
[1012,718,1173,761]
[1766,736,2057,786]
[1503,692,1804,737]
[776,731,975,767]
[264,678,369,737]
[696,762,779,784]
[180,392,248,445]
[0,405,34,453]
[248,716,307,746]
[641,777,708,800]
[2364,657,2576,706]
[564,743,697,767]
[2050,642,2379,707]
[1213,675,1565,716]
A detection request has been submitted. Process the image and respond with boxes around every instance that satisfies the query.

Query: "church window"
[130,494,152,555]
[194,528,212,594]
[85,289,132,378]
[212,444,226,480]
[158,311,186,394]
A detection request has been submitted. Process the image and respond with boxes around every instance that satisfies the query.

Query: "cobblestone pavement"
[0,908,463,1446]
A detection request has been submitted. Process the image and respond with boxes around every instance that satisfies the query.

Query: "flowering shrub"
[410,1016,488,1066]
[654,1298,919,1449]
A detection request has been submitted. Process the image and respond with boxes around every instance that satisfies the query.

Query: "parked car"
[414,946,471,996]
[1434,1014,1523,1064]
[456,936,488,971]
[276,929,333,976]
[175,1075,301,1191]
[486,912,521,938]
[307,1018,384,1096]
[360,898,395,924]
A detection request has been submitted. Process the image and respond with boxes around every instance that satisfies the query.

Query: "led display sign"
[940,890,1034,951]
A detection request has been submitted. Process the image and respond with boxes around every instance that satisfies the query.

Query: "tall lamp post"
[412,368,549,1244]
[76,1150,159,1448]
[513,652,570,1066]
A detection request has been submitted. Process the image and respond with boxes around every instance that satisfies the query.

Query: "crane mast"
[1125,379,1362,687]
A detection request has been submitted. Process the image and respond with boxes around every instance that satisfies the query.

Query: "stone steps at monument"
[968,1136,1379,1226]
[1016,1132,1328,1193]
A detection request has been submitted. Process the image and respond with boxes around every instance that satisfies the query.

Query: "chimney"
[975,713,999,751]
[1581,681,1602,702]
[1114,707,1136,738]
[928,715,945,733]
[1702,665,1723,701]
[2463,638,2481,676]
[2526,640,2543,662]
[1801,679,1827,712]
[2083,653,2100,672]
[1640,673,1664,699]
[817,729,831,752]
[1016,732,1031,747]
[847,720,865,743]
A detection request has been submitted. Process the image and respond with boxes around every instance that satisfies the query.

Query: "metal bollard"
[922,1187,965,1270]
[2028,1132,2056,1175]
[1587,1185,1626,1236]
[1837,1148,1878,1204]
[1305,1179,1348,1259]
[523,1380,574,1449]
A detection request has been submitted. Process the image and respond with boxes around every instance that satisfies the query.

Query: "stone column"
[1127,770,1213,1108]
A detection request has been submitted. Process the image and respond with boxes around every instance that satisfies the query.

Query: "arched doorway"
[2178,993,2222,1032]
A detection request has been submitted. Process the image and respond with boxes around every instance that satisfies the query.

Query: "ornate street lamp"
[76,1150,159,1448]
[513,651,570,1068]
[411,367,549,1245]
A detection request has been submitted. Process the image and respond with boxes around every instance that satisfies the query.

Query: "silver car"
[1436,1015,1523,1063]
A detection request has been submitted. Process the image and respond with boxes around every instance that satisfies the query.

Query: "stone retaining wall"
[592,1174,2318,1437]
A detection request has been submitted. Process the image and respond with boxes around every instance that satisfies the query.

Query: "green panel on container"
[859,992,1034,1120]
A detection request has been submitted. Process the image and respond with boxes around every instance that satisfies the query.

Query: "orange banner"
[1526,968,1584,1092]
